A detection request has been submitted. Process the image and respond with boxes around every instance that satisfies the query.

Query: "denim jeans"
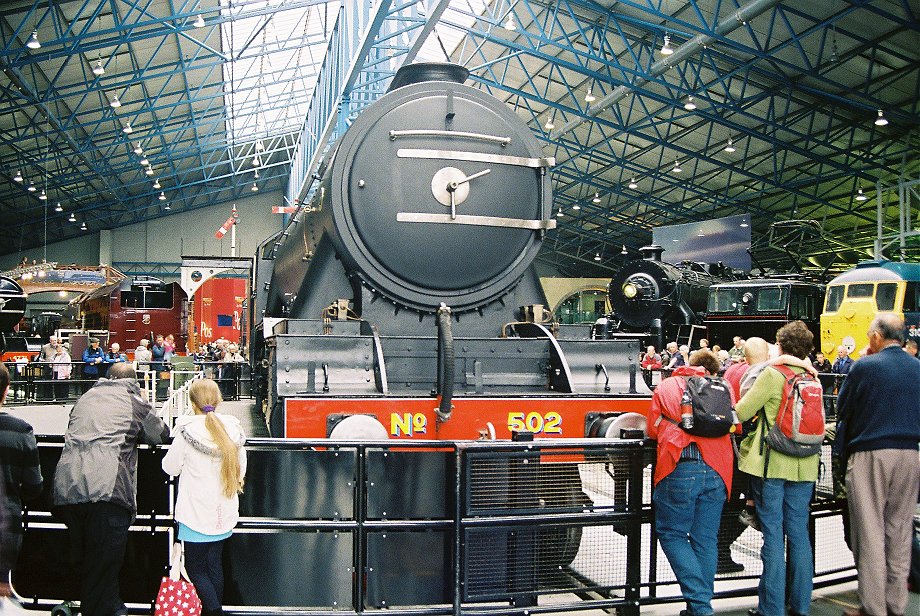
[752,477,814,616]
[654,459,726,616]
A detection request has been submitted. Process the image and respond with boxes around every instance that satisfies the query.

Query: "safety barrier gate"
[13,437,855,615]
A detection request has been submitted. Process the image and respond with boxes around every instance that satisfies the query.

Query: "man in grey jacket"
[52,362,169,616]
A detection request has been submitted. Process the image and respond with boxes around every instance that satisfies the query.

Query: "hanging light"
[13,170,23,183]
[621,245,628,255]
[628,177,638,189]
[594,252,601,262]
[26,30,41,50]
[251,182,259,192]
[684,96,697,111]
[145,166,154,176]
[571,203,581,211]
[194,13,206,28]
[164,202,171,210]
[556,207,564,217]
[92,57,105,76]
[584,88,596,103]
[68,212,76,222]
[27,182,36,192]
[54,202,62,212]
[158,191,166,201]
[152,179,161,189]
[544,115,555,130]
[133,142,143,155]
[874,109,888,126]
[80,222,87,231]
[38,189,47,200]
[110,94,121,108]
[740,219,749,228]
[672,160,683,173]
[504,13,516,31]
[724,138,736,153]
[252,155,262,167]
[660,33,674,56]
[122,122,133,134]
[855,187,868,201]
[139,156,149,166]
[255,139,265,152]
[592,192,601,204]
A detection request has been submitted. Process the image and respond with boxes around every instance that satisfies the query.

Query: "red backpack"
[763,365,825,458]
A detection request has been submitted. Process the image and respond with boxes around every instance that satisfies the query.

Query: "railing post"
[453,445,463,616]
[623,443,644,616]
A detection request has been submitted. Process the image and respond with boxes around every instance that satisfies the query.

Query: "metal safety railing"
[14,437,856,615]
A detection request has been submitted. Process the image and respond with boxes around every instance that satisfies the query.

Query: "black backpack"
[677,375,736,438]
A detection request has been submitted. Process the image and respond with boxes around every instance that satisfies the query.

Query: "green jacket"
[735,365,820,482]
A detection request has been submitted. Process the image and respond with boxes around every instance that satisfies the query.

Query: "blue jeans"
[654,460,726,615]
[752,477,814,616]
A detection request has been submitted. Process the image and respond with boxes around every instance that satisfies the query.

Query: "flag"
[272,206,298,214]
[215,205,238,239]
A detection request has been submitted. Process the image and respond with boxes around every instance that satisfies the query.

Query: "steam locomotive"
[598,245,740,350]
[0,276,29,359]
[250,62,650,442]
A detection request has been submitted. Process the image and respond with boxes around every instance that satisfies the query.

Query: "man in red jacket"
[648,350,737,616]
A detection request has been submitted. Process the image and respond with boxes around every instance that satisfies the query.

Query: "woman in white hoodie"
[162,378,246,616]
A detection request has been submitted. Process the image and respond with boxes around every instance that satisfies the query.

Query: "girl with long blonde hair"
[162,379,246,616]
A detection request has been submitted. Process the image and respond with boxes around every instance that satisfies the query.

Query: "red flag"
[215,206,238,239]
[272,206,298,214]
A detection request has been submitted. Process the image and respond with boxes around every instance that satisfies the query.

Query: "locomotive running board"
[397,212,556,230]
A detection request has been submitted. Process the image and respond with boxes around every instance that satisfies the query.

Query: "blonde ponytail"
[189,379,244,497]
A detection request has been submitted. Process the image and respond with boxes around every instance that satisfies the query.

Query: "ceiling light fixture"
[592,192,601,204]
[26,30,41,50]
[13,170,23,183]
[251,182,259,192]
[504,14,516,31]
[572,203,581,211]
[621,245,628,255]
[556,207,564,217]
[724,138,736,153]
[164,202,171,210]
[544,115,555,130]
[874,109,888,126]
[683,96,697,111]
[122,122,133,134]
[38,189,47,200]
[145,166,154,176]
[139,156,149,166]
[672,159,683,173]
[660,33,674,56]
[133,142,143,155]
[252,155,262,167]
[27,182,36,192]
[110,94,121,108]
[158,191,166,201]
[740,219,749,228]
[194,13,206,28]
[255,139,265,152]
[80,222,87,231]
[92,57,105,76]
[628,177,638,189]
[855,187,867,201]
[584,88,596,103]
[68,212,76,222]
[594,252,601,262]
[153,179,161,189]
[55,202,62,212]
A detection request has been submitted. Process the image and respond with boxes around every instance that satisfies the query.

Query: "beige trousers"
[846,448,920,616]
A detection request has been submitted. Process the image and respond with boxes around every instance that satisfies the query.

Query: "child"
[161,379,246,616]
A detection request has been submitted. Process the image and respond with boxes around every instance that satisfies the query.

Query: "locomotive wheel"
[537,464,592,580]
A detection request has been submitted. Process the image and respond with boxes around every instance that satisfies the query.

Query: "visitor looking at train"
[734,321,820,616]
[834,315,920,616]
[665,342,685,369]
[161,378,247,616]
[134,339,152,373]
[100,342,127,380]
[641,345,662,370]
[150,335,167,372]
[53,362,169,616]
[52,343,72,401]
[647,349,737,616]
[904,338,919,358]
[81,337,105,392]
[163,334,176,362]
[0,363,43,597]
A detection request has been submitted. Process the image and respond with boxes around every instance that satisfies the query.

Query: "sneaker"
[739,508,761,531]
[717,558,745,574]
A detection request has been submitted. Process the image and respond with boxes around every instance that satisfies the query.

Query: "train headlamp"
[622,283,638,299]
